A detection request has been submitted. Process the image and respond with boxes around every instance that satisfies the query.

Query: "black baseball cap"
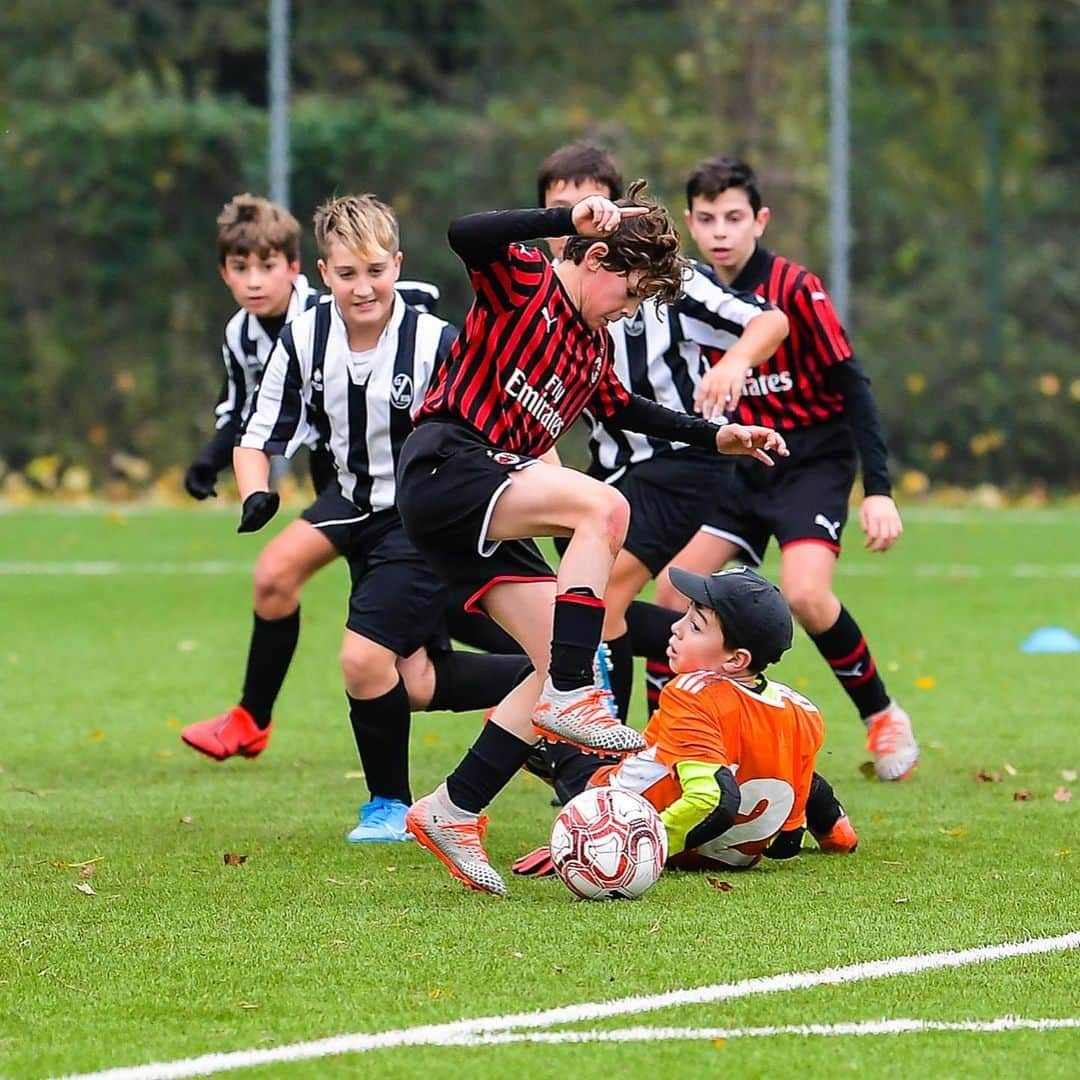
[668,565,793,669]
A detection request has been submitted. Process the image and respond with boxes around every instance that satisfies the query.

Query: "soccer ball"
[549,787,667,900]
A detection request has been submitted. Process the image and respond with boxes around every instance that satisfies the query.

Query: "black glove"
[184,462,219,500]
[237,491,280,533]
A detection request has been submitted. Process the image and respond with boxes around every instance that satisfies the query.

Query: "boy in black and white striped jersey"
[184,194,327,501]
[185,194,442,502]
[181,194,530,844]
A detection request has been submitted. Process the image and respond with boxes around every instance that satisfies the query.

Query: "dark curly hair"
[562,179,688,306]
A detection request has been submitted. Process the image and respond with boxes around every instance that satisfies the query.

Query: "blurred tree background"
[1,0,1076,495]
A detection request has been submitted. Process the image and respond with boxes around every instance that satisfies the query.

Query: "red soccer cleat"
[180,706,271,761]
[866,701,919,781]
[810,813,859,854]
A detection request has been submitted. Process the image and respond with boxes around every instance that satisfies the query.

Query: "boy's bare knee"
[252,551,299,612]
[783,583,837,633]
[596,487,630,551]
[341,639,399,698]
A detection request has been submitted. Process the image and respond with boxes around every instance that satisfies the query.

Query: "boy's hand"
[237,491,280,533]
[860,494,902,552]
[571,196,649,238]
[715,424,789,466]
[183,462,218,500]
[696,356,749,418]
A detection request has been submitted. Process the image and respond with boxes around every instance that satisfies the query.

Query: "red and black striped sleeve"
[786,270,852,369]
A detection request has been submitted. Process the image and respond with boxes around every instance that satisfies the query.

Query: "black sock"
[347,679,412,804]
[809,606,890,719]
[239,608,300,729]
[428,652,533,712]
[626,600,682,658]
[549,588,604,691]
[544,741,617,805]
[446,722,533,814]
[805,772,845,834]
[645,658,675,713]
[606,631,634,722]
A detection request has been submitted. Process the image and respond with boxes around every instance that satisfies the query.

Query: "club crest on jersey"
[540,305,558,332]
[389,373,414,410]
[489,451,521,466]
[311,369,324,392]
[589,355,603,385]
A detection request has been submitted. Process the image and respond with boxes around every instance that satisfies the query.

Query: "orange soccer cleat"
[180,706,271,761]
[810,813,859,854]
[406,784,507,896]
[866,701,919,781]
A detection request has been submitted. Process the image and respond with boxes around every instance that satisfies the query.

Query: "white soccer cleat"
[532,678,646,754]
[405,784,507,897]
[866,701,919,781]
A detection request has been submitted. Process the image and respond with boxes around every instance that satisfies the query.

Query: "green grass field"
[1,505,1077,1079]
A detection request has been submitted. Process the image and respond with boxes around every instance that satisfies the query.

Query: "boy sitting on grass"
[513,565,857,878]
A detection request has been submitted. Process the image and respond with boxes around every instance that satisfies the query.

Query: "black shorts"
[301,489,447,654]
[396,420,556,612]
[701,421,857,564]
[593,449,734,577]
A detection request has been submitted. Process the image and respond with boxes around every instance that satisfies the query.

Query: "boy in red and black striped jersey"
[398,182,788,895]
[652,157,918,783]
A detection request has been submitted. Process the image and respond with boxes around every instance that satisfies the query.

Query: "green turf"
[1,506,1077,1078]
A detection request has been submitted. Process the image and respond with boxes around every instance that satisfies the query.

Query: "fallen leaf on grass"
[914,676,936,690]
[428,988,452,999]
[553,965,565,974]
[78,865,94,879]
[179,816,194,825]
[166,719,181,730]
[223,853,248,866]
[894,897,909,904]
[88,730,106,742]
[1012,790,1033,802]
[1003,762,1018,776]
[344,771,365,780]
[1063,769,1077,782]
[712,1039,727,1048]
[706,877,735,892]
[974,769,1002,783]
[385,866,397,873]
[238,1002,259,1010]
[74,882,96,896]
[859,761,877,780]
[1057,849,1071,857]
[940,827,966,837]
[423,734,439,746]
[1053,787,1072,803]
[157,750,174,759]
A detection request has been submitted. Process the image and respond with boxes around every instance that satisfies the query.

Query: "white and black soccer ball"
[549,787,667,900]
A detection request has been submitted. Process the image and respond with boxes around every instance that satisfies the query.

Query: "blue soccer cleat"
[346,796,414,843]
[593,641,619,719]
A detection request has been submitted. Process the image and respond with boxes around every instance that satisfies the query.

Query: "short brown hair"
[536,142,624,207]
[686,157,763,213]
[216,193,301,265]
[313,194,400,260]
[562,179,688,306]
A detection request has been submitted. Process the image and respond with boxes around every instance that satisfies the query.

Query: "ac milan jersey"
[702,249,850,430]
[415,209,631,457]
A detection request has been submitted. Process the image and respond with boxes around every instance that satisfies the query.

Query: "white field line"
[52,931,1080,1080]
[3,560,1078,579]
[449,1016,1080,1046]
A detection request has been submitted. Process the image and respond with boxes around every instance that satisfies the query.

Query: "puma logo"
[833,662,864,679]
[814,513,841,541]
[540,305,558,332]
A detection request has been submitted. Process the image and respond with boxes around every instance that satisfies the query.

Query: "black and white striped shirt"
[587,264,773,477]
[241,293,457,513]
[215,274,321,433]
